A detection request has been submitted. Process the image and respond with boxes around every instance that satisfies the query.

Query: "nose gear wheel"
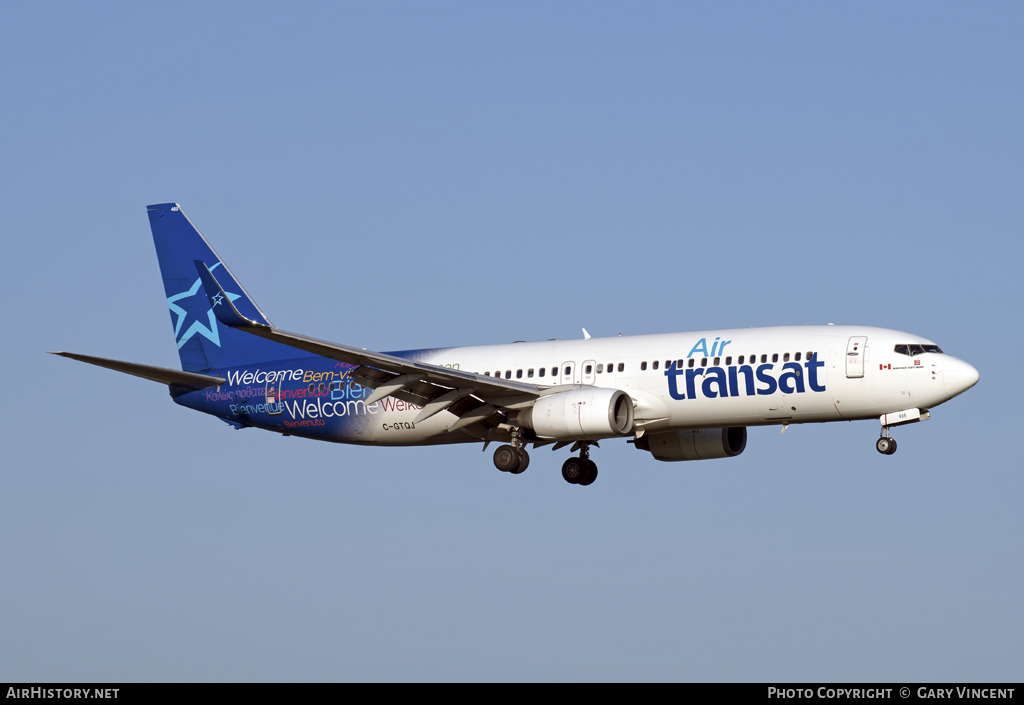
[875,436,897,455]
[876,426,898,455]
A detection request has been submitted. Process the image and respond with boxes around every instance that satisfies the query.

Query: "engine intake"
[519,388,634,440]
[634,427,747,462]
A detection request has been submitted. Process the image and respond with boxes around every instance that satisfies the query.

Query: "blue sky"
[1,2,1021,681]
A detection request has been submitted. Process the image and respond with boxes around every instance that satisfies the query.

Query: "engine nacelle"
[634,427,747,462]
[519,388,634,440]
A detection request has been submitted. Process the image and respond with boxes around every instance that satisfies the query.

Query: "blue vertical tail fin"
[147,203,312,372]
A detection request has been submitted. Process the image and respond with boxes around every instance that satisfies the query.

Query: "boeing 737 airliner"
[52,204,980,486]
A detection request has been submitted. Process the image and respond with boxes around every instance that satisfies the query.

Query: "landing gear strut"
[493,426,530,474]
[876,427,897,455]
[561,444,598,486]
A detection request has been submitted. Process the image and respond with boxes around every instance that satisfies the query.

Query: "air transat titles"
[664,353,826,401]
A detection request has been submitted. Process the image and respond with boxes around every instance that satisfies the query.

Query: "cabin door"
[846,336,868,378]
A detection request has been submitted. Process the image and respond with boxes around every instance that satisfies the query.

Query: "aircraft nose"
[944,357,980,398]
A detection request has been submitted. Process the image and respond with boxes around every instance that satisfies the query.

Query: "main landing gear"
[876,427,898,455]
[493,444,530,474]
[493,426,529,474]
[561,444,598,486]
[491,429,599,486]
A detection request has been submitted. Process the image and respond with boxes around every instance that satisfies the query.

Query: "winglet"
[194,260,268,329]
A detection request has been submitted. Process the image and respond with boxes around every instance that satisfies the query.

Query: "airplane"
[51,203,980,486]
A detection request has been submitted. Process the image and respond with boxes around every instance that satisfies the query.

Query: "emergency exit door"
[581,360,596,385]
[560,361,576,385]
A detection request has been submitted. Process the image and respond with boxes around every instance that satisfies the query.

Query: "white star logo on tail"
[167,263,241,349]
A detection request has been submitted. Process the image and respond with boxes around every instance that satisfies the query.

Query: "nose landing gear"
[876,428,897,455]
[561,444,598,486]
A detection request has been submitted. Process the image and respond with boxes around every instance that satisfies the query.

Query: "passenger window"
[308,384,314,393]
[528,369,534,378]
[640,361,647,371]
[564,366,571,377]
[738,355,745,365]
[617,363,624,372]
[713,357,720,366]
[772,353,779,363]
[679,359,686,369]
[653,360,659,370]
[584,365,592,374]
[484,372,490,376]
[551,367,558,376]
[686,358,693,369]
[665,360,671,370]
[516,369,523,379]
[783,353,790,362]
[807,351,813,360]
[607,362,614,372]
[795,352,801,362]
[725,356,732,366]
[538,368,545,377]
[761,354,767,363]
[505,370,512,379]
[701,358,708,367]
[597,364,604,373]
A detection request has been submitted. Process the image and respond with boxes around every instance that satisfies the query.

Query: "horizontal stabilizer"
[49,352,226,390]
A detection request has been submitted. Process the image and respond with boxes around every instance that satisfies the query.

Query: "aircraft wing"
[194,262,542,427]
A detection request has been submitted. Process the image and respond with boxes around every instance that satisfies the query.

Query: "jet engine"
[518,388,634,440]
[633,427,747,462]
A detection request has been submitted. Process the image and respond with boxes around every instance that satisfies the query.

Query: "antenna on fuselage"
[582,328,591,340]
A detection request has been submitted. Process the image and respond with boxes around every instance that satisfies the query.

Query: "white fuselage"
[357,325,977,445]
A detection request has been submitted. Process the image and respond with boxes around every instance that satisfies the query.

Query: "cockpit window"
[895,343,943,356]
